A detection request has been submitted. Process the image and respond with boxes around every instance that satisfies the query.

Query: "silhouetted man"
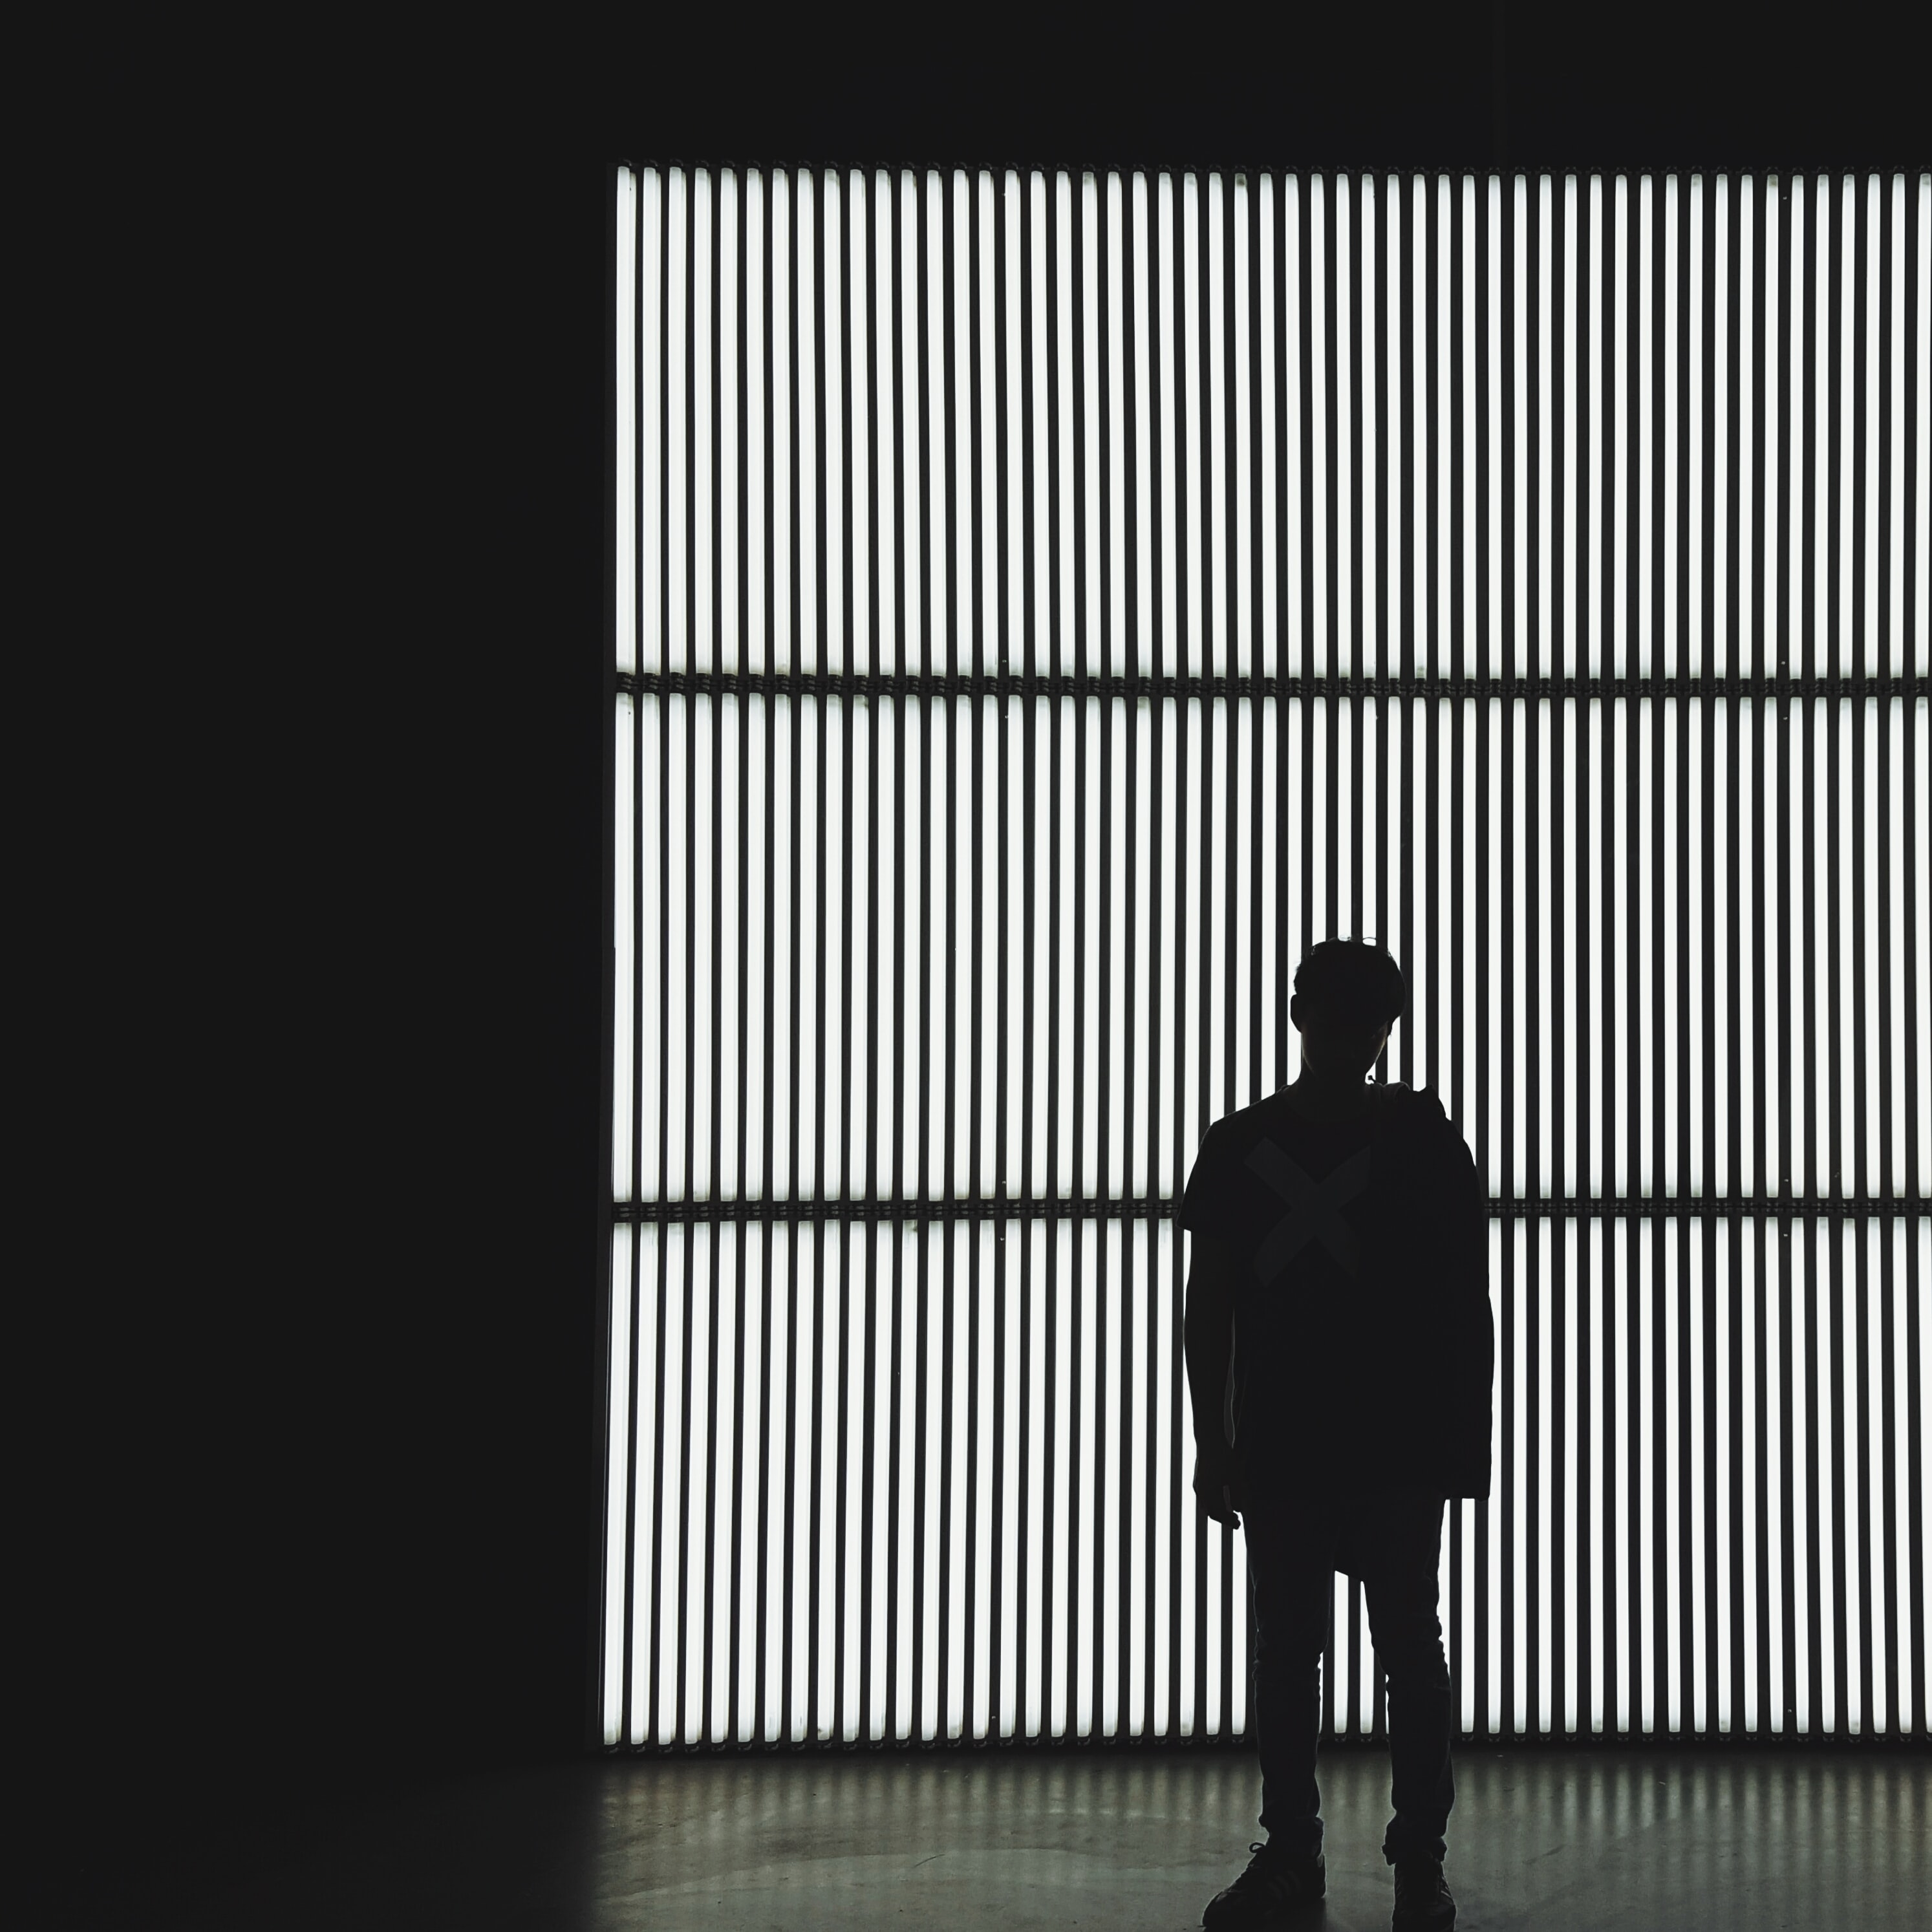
[1181,938,1494,1931]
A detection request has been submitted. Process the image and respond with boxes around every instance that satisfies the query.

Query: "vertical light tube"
[617,168,638,682]
[647,1223,679,1742]
[642,167,665,676]
[748,171,767,683]
[969,1221,992,1739]
[1026,1217,1049,1737]
[1154,1215,1174,1735]
[771,167,793,677]
[1105,175,1130,1200]
[1539,1220,1554,1727]
[1313,175,1329,692]
[1338,175,1354,680]
[719,682,744,1200]
[1007,1211,1029,1737]
[995,177,1022,1204]
[1462,175,1477,1130]
[1181,169,1205,1159]
[685,1220,716,1741]
[1389,171,1404,695]
[722,170,742,682]
[1068,1214,1091,1737]
[1260,175,1280,680]
[1688,176,1705,1192]
[603,1221,634,1743]
[1232,175,1255,1111]
[1361,175,1377,684]
[1717,1219,1733,1732]
[614,675,636,1205]
[702,169,723,672]
[1897,1216,1920,1735]
[820,170,843,672]
[1289,173,1307,680]
[863,1218,888,1742]
[1564,1216,1580,1731]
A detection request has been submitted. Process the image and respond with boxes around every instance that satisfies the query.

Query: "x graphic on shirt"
[1242,1137,1373,1285]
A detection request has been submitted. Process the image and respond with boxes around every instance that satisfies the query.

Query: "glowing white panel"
[612,167,1932,1754]
[1128,699,1152,1189]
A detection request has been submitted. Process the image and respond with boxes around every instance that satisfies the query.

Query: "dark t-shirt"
[1178,1080,1495,1500]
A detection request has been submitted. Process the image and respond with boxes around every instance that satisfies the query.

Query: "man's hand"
[1192,1443,1243,1530]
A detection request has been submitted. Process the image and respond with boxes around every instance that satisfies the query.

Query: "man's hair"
[1293,937,1406,1031]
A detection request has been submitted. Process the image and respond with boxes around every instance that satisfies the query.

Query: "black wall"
[27,5,1922,1905]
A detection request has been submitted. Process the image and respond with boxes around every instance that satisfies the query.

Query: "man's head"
[1290,938,1405,1080]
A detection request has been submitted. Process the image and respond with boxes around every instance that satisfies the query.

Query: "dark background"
[23,2,1922,1903]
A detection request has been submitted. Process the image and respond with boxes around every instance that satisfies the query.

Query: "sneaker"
[1202,1839,1326,1928]
[1390,1855,1455,1928]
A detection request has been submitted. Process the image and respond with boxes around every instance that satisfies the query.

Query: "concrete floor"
[81,1745,1927,1930]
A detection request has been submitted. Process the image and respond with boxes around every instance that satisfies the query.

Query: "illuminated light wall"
[603,166,1931,1749]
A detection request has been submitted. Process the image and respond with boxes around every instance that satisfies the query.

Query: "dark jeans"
[1242,1483,1454,1865]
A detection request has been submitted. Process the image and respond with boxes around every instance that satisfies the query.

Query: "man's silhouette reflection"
[1181,939,1494,1931]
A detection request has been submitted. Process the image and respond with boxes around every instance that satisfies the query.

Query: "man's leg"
[1349,1491,1454,1866]
[1241,1484,1338,1854]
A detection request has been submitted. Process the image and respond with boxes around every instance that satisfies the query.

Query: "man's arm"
[1183,1229,1238,1454]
